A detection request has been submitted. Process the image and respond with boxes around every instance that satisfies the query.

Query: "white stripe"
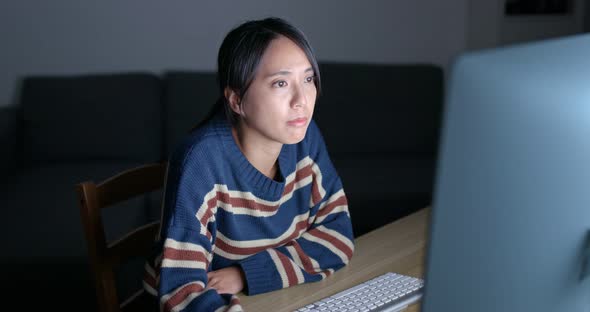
[196,187,219,221]
[217,201,276,217]
[309,162,326,206]
[214,304,244,312]
[213,213,309,260]
[268,249,289,288]
[287,246,322,273]
[160,281,206,312]
[314,205,349,224]
[196,187,219,237]
[301,231,350,264]
[161,259,207,269]
[214,212,309,260]
[317,225,354,252]
[286,245,324,274]
[213,248,248,261]
[316,268,334,280]
[280,157,315,207]
[291,259,305,284]
[286,246,302,268]
[214,297,244,312]
[284,246,305,284]
[227,189,278,206]
[164,238,209,253]
[162,239,212,267]
[226,304,244,312]
[196,157,319,222]
[202,185,280,217]
[309,257,323,273]
[216,212,309,248]
[315,190,349,222]
[284,156,314,187]
[320,269,335,279]
[280,175,314,205]
[169,289,213,312]
[318,189,346,210]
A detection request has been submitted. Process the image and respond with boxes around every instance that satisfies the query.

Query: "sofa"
[0,62,443,309]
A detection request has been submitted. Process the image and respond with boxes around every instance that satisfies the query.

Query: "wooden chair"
[76,162,168,312]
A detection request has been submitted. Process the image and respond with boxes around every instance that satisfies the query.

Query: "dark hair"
[197,17,321,128]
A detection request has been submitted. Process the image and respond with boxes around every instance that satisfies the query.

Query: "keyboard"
[294,272,424,312]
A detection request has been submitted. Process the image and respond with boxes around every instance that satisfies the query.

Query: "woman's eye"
[273,80,288,88]
[305,76,315,83]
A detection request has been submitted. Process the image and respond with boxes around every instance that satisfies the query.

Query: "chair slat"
[96,163,167,209]
[76,162,168,312]
[107,221,160,267]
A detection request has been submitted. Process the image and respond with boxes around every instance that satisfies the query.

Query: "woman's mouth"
[287,117,308,127]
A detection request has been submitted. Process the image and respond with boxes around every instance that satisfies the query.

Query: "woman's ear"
[224,87,243,116]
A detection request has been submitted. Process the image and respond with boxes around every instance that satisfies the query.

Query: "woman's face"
[232,35,317,146]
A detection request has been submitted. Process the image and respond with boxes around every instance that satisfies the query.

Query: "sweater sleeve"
[148,145,243,312]
[237,121,355,295]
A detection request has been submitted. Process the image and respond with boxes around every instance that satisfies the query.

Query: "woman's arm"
[148,147,243,312]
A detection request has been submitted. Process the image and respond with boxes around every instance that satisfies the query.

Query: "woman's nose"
[291,84,307,108]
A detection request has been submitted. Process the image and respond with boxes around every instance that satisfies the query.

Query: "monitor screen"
[422,33,590,311]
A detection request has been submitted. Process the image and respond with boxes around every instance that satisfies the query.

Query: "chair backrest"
[76,162,168,312]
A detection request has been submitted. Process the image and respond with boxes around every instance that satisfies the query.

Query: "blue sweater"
[144,112,354,312]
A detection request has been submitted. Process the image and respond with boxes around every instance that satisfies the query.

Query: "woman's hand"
[207,266,246,295]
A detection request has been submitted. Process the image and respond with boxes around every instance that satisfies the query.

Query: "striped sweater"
[144,112,354,312]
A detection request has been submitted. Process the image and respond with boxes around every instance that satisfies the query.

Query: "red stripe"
[200,203,214,226]
[311,171,322,206]
[215,220,308,255]
[283,180,295,197]
[229,296,241,307]
[201,201,215,241]
[211,191,278,212]
[224,194,277,212]
[276,251,298,287]
[294,164,313,184]
[163,283,205,312]
[316,195,348,218]
[288,241,316,274]
[217,168,315,211]
[283,164,314,196]
[289,241,336,278]
[163,247,208,264]
[309,229,353,260]
[202,164,316,217]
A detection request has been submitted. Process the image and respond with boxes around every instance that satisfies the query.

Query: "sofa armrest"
[0,106,18,177]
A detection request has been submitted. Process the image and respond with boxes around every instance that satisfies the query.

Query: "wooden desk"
[239,208,430,312]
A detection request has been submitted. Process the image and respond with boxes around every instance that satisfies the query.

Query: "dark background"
[0,0,589,309]
[1,0,589,109]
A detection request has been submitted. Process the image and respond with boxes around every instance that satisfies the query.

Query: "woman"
[144,17,354,312]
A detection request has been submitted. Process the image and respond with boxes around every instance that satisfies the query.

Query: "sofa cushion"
[0,162,163,310]
[0,162,158,261]
[163,71,218,157]
[332,155,435,236]
[20,73,163,164]
[314,63,444,156]
[0,107,18,176]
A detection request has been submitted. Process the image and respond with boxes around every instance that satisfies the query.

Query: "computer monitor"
[421,33,590,312]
